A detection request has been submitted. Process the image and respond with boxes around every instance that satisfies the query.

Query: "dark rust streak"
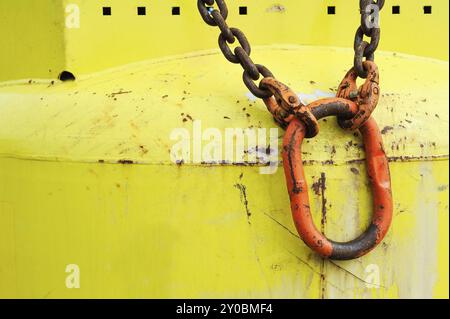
[319,172,327,300]
[345,154,449,165]
[173,154,448,168]
[109,90,132,98]
[311,180,321,196]
[320,271,326,299]
[118,159,134,164]
[381,126,394,134]
[319,173,327,230]
[176,159,185,166]
[234,183,252,224]
[200,161,271,167]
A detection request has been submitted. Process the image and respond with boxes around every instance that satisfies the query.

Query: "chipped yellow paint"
[0,1,448,299]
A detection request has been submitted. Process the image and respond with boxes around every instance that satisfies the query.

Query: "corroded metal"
[337,61,380,130]
[261,77,319,138]
[262,72,390,260]
[356,0,384,78]
[282,99,393,260]
[197,0,274,98]
[198,0,389,260]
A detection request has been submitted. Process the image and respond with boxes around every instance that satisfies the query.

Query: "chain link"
[197,0,274,98]
[197,0,228,26]
[355,0,384,78]
[197,0,383,100]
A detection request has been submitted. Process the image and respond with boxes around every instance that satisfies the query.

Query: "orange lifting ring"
[282,98,393,260]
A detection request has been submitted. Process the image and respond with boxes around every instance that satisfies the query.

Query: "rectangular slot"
[137,7,146,16]
[102,7,111,16]
[172,7,181,15]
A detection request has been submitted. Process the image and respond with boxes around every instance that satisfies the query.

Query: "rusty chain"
[354,0,384,78]
[197,0,391,260]
[197,0,274,98]
[197,0,384,133]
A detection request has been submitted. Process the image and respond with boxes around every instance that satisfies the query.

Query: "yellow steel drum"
[0,0,448,298]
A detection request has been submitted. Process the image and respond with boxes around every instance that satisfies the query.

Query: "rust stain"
[318,173,327,233]
[320,272,327,299]
[139,145,149,155]
[266,4,286,13]
[234,183,251,224]
[118,159,134,164]
[312,179,321,196]
[308,173,330,297]
[381,126,394,134]
[319,172,327,300]
[108,90,132,98]
[181,113,194,122]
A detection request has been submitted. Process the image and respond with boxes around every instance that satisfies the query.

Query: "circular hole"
[58,71,76,82]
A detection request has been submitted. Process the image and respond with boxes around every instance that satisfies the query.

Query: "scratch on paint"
[285,250,345,293]
[329,261,386,289]
[263,212,300,239]
[264,212,347,295]
[234,183,271,295]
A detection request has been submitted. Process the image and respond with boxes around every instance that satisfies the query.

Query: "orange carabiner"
[282,98,392,260]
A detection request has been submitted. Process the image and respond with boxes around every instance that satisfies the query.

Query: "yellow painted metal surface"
[0,1,448,299]
[0,0,448,82]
